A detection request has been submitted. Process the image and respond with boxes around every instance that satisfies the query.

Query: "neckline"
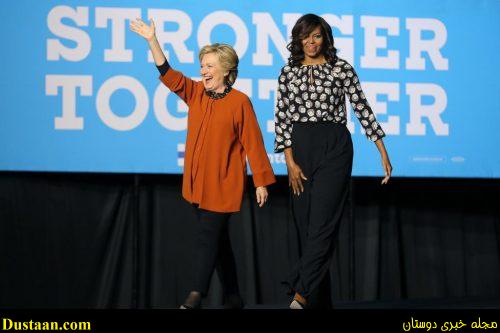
[300,62,328,67]
[205,85,232,100]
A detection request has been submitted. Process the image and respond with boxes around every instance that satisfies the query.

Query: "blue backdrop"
[1,0,499,177]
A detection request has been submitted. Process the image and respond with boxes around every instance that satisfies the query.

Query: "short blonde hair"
[199,43,239,86]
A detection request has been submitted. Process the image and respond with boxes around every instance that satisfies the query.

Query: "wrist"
[285,156,296,167]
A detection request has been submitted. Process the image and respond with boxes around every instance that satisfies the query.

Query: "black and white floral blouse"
[274,57,386,153]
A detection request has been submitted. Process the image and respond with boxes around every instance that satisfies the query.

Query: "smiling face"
[200,52,229,93]
[301,25,324,59]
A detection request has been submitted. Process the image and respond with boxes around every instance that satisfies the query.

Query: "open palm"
[130,18,155,41]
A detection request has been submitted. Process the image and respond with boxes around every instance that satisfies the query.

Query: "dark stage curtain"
[1,172,499,308]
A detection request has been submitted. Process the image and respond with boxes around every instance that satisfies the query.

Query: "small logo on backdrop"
[451,156,465,163]
[177,143,185,167]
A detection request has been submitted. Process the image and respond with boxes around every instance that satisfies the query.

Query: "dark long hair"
[287,14,338,67]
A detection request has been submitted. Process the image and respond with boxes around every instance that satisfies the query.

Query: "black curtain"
[1,172,499,308]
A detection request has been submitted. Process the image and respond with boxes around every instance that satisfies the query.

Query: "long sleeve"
[237,97,276,188]
[158,63,201,106]
[341,62,386,142]
[274,67,293,153]
[156,59,170,76]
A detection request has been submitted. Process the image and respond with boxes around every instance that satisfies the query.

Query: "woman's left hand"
[374,138,392,185]
[256,186,268,207]
[381,154,392,185]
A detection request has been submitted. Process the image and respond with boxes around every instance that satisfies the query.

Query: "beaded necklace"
[205,85,232,99]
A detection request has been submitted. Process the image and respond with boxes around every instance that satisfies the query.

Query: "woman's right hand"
[287,161,308,196]
[130,18,155,41]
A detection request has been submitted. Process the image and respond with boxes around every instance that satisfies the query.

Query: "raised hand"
[130,18,155,41]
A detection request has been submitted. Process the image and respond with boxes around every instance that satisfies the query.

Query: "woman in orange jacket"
[131,18,276,309]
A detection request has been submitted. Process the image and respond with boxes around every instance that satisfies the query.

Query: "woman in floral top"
[275,14,393,309]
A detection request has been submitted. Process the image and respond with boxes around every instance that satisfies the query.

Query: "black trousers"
[191,207,240,297]
[283,122,353,300]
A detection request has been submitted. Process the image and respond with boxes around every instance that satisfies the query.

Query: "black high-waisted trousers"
[283,122,353,300]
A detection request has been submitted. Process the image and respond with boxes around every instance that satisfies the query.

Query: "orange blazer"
[159,68,276,213]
